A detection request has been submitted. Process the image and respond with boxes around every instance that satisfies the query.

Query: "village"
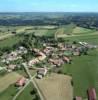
[0,34,97,100]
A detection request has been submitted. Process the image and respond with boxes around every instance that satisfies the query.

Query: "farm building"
[48,59,64,67]
[15,77,26,87]
[37,68,47,79]
[63,56,71,63]
[87,88,96,100]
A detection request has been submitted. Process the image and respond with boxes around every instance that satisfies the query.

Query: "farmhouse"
[15,77,26,87]
[87,88,96,100]
[48,59,64,67]
[63,56,71,63]
[37,68,47,79]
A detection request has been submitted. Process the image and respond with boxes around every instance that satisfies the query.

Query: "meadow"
[62,34,98,98]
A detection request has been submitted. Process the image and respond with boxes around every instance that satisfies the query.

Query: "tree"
[31,88,37,95]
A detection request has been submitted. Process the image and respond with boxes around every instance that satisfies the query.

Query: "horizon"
[0,0,98,12]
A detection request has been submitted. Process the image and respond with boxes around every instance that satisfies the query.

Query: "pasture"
[16,83,33,100]
[0,84,18,100]
[35,73,73,100]
[62,34,98,98]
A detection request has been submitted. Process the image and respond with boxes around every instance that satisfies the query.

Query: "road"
[12,63,45,100]
[12,74,36,100]
[23,64,45,100]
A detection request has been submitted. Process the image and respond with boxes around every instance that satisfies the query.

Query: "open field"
[0,84,18,100]
[0,72,22,92]
[56,24,96,36]
[65,33,98,45]
[35,73,73,100]
[0,35,24,48]
[62,35,98,99]
[73,27,96,35]
[16,83,34,100]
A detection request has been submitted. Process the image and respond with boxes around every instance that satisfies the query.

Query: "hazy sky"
[0,0,98,12]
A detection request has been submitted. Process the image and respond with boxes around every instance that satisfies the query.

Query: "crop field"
[0,72,22,92]
[57,24,97,37]
[72,27,95,35]
[35,73,73,100]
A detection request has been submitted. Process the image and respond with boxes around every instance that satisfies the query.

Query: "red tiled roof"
[16,77,26,86]
[88,88,96,100]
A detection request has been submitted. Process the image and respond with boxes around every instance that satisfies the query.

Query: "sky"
[0,0,98,12]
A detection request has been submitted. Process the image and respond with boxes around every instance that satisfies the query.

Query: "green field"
[0,85,18,100]
[0,35,24,48]
[57,24,96,36]
[16,83,34,100]
[65,33,98,45]
[62,34,98,98]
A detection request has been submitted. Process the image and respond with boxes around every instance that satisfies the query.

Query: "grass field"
[0,84,18,100]
[16,83,34,100]
[0,72,22,93]
[0,35,24,48]
[65,33,98,45]
[62,34,98,98]
[57,24,97,37]
[73,27,96,35]
[35,73,73,100]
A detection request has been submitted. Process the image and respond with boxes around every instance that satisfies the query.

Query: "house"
[7,64,16,71]
[37,68,47,79]
[87,88,96,100]
[48,59,64,67]
[75,96,82,100]
[63,56,71,63]
[29,58,39,66]
[15,77,26,87]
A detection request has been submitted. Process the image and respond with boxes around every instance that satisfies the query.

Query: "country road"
[12,74,36,100]
[23,63,45,100]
